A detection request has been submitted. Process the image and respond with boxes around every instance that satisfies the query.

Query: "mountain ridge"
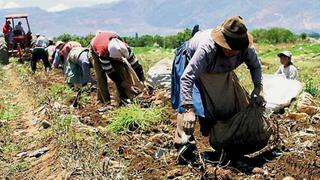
[0,0,319,37]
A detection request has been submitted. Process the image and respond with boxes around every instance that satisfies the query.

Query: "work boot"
[116,84,131,106]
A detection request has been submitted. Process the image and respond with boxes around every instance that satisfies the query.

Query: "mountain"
[0,0,319,37]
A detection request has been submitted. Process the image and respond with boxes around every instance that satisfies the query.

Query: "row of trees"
[55,27,310,48]
[54,28,192,49]
[250,27,306,44]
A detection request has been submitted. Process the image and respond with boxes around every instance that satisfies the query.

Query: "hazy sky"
[0,0,119,12]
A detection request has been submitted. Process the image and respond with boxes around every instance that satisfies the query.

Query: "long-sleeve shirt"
[275,64,298,80]
[52,49,62,68]
[91,31,144,81]
[14,25,25,34]
[2,24,12,34]
[46,45,56,62]
[180,29,262,106]
[35,36,48,48]
[91,32,131,74]
[60,41,82,59]
[67,47,92,84]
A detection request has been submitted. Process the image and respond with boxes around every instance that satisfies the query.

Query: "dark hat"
[211,16,253,50]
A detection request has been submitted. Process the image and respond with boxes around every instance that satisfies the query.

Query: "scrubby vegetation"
[107,103,166,134]
[251,27,298,44]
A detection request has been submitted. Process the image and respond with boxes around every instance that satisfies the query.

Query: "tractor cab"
[4,14,32,53]
[3,14,33,62]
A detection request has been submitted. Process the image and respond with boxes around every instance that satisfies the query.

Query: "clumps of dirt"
[7,63,320,179]
[269,151,320,179]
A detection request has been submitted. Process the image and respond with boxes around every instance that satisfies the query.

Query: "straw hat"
[211,16,253,50]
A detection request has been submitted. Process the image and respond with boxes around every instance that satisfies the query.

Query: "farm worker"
[14,21,25,35]
[2,21,13,46]
[52,41,81,68]
[90,31,145,104]
[173,16,263,152]
[51,41,64,68]
[31,42,51,73]
[2,21,12,34]
[275,51,298,80]
[46,38,56,63]
[64,47,96,87]
[35,33,48,48]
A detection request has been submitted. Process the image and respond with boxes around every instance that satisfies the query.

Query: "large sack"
[263,74,303,113]
[199,72,249,120]
[0,37,9,65]
[174,71,249,146]
[147,57,172,89]
[112,57,144,99]
[210,102,273,155]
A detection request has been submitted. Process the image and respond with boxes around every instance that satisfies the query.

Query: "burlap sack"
[175,71,273,154]
[199,72,249,120]
[174,71,249,146]
[210,102,273,154]
[111,58,144,99]
[201,71,272,154]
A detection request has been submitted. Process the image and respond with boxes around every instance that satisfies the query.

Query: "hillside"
[0,0,320,37]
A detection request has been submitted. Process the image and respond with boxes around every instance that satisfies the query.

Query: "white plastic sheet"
[263,74,303,112]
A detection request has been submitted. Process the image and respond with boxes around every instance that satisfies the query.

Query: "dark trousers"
[31,48,51,72]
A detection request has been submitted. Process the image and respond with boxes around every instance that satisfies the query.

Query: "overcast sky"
[0,0,119,12]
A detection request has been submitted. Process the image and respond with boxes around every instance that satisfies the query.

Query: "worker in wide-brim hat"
[275,50,298,80]
[173,16,263,158]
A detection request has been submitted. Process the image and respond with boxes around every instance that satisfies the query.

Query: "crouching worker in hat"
[275,50,298,80]
[64,47,96,88]
[52,41,82,69]
[90,31,146,105]
[174,16,264,160]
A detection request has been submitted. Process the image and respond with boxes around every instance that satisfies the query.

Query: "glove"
[182,109,196,135]
[251,86,265,106]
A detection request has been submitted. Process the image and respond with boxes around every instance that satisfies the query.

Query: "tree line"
[55,27,311,48]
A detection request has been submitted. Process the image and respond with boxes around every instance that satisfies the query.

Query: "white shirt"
[35,36,47,47]
[276,64,298,80]
[108,38,129,59]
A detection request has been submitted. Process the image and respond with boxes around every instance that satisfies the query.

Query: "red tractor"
[3,14,33,62]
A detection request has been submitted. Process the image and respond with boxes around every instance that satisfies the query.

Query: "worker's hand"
[182,109,196,135]
[121,81,141,95]
[251,86,261,98]
[142,81,154,94]
[251,86,265,106]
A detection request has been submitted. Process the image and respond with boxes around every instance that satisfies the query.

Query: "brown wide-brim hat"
[211,16,253,50]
